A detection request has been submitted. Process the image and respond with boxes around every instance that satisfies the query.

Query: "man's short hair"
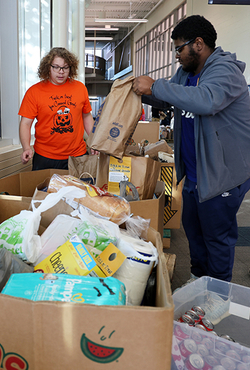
[171,15,217,49]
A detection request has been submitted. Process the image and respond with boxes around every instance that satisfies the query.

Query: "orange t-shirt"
[18,79,92,159]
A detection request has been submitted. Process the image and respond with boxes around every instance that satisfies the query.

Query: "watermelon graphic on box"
[80,333,124,363]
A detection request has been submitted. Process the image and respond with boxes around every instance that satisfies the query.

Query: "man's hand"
[133,76,155,96]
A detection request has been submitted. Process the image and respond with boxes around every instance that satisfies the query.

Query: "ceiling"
[85,0,164,48]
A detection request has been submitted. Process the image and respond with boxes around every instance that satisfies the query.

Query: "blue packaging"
[2,273,126,306]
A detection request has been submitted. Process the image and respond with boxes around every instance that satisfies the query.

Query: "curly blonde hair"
[38,47,79,81]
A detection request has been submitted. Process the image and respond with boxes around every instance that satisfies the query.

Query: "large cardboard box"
[0,169,68,197]
[0,196,174,370]
[132,121,160,144]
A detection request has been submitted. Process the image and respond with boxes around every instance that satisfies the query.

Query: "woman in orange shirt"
[19,47,96,170]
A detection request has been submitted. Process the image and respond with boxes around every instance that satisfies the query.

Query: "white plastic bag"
[0,186,87,263]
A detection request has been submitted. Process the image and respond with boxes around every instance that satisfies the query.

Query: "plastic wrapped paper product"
[113,230,158,306]
[2,273,127,306]
[35,207,120,265]
[47,174,131,225]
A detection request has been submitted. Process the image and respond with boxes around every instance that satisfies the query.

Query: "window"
[135,2,186,80]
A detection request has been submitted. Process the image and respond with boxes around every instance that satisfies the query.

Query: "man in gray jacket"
[133,15,250,283]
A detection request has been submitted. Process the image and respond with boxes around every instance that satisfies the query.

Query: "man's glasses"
[175,39,195,55]
[50,65,70,72]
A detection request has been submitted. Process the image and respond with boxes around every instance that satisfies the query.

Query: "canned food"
[201,318,214,331]
[185,354,204,370]
[195,323,207,331]
[225,350,241,361]
[192,306,205,319]
[241,355,250,363]
[209,349,224,361]
[213,366,226,370]
[174,323,190,339]
[186,310,201,323]
[179,339,197,358]
[191,330,204,343]
[203,356,219,370]
[237,364,249,370]
[201,337,214,350]
[220,334,235,342]
[220,357,236,370]
[197,343,209,357]
[215,340,230,354]
[210,331,218,336]
[180,314,195,326]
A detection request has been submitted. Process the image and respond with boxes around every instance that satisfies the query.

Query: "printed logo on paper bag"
[80,326,124,364]
[110,127,120,138]
[0,344,29,370]
[161,166,178,225]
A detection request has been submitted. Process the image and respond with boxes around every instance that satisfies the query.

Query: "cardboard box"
[0,196,174,370]
[0,169,68,197]
[172,276,250,368]
[132,121,160,144]
[0,169,165,238]
[130,180,165,238]
[159,163,182,231]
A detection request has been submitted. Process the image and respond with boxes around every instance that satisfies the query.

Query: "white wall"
[134,0,250,84]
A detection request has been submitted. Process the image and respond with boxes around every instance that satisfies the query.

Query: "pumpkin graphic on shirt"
[51,106,74,134]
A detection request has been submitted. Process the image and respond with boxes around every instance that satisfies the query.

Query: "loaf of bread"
[47,174,131,225]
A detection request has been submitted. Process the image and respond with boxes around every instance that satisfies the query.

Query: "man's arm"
[19,116,34,164]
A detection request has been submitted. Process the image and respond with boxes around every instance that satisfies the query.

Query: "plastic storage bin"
[172,276,250,369]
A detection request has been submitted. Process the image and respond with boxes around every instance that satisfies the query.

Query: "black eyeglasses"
[175,39,196,55]
[50,65,70,72]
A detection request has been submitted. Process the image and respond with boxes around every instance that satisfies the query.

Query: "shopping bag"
[0,186,87,263]
[87,76,142,160]
[96,152,161,200]
[68,154,98,184]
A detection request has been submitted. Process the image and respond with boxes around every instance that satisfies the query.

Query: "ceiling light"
[85,27,119,31]
[95,18,148,23]
[85,36,113,41]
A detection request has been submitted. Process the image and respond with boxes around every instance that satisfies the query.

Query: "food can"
[215,340,230,354]
[192,305,205,319]
[209,349,224,361]
[237,364,249,370]
[174,323,190,340]
[180,314,195,326]
[203,356,219,370]
[179,339,197,358]
[185,354,204,370]
[225,350,241,361]
[210,331,218,336]
[241,355,250,363]
[212,366,226,370]
[201,337,214,350]
[220,334,235,342]
[195,323,207,331]
[186,310,201,323]
[220,357,236,370]
[201,318,214,331]
[197,343,209,357]
[191,330,204,343]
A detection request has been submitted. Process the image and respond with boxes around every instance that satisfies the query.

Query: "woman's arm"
[19,116,34,164]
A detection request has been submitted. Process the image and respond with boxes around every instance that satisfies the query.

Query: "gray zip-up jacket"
[151,47,250,202]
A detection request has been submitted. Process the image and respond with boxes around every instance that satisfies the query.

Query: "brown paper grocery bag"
[87,76,142,160]
[96,152,161,200]
[68,155,98,184]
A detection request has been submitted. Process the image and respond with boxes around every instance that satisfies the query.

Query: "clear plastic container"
[172,276,250,369]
